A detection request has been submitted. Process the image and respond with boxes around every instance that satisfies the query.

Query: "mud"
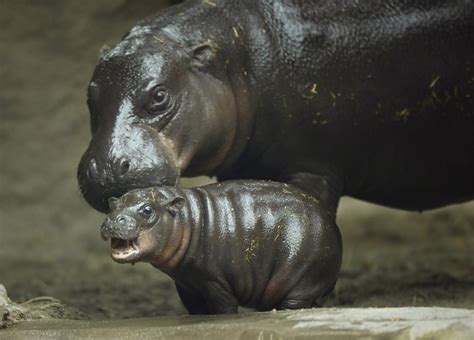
[0,0,473,324]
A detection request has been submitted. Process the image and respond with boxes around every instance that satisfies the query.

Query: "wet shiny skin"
[101,181,342,314]
[79,0,473,313]
[78,0,473,213]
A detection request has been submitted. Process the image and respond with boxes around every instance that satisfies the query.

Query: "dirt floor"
[1,0,473,322]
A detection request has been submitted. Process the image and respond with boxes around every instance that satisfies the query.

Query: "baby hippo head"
[101,188,185,265]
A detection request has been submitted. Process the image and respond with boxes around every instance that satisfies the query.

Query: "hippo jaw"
[110,238,140,264]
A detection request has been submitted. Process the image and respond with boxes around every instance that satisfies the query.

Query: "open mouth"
[110,237,139,263]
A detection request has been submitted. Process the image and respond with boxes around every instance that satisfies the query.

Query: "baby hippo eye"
[140,205,155,219]
[147,86,170,114]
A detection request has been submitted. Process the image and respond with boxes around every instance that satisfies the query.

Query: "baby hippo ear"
[166,197,185,217]
[108,197,119,210]
[191,43,217,71]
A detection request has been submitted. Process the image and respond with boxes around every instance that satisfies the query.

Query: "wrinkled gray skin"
[78,0,473,214]
[101,181,342,314]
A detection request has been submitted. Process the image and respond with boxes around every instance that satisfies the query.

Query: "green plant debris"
[203,0,216,7]
[395,108,410,122]
[430,75,440,88]
[300,192,320,204]
[232,26,240,40]
[205,38,219,51]
[152,35,164,43]
[274,223,284,241]
[245,239,259,262]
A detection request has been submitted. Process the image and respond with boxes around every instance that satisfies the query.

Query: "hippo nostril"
[117,215,126,224]
[118,159,130,176]
[87,158,99,181]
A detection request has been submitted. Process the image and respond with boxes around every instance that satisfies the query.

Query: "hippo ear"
[108,197,119,210]
[191,44,217,70]
[166,197,185,217]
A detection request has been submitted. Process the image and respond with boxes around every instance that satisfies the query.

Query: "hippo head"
[101,188,186,265]
[78,27,244,212]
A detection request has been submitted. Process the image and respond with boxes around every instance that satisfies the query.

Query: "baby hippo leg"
[175,284,210,315]
[277,276,338,310]
[201,282,239,314]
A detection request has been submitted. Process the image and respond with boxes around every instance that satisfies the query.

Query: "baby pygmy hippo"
[101,180,342,314]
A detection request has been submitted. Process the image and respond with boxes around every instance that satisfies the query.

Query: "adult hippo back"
[78,0,473,214]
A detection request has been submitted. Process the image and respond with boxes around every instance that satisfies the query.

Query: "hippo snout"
[101,214,139,241]
[78,126,179,213]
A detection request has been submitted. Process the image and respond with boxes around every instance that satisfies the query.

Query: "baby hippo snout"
[101,214,139,241]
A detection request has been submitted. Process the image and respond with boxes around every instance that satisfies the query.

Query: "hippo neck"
[150,187,203,273]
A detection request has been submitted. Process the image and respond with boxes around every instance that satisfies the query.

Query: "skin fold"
[101,181,342,314]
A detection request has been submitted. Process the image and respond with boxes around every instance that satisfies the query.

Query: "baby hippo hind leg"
[277,280,336,310]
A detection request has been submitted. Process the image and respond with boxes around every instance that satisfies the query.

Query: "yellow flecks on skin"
[282,188,292,194]
[206,38,219,51]
[443,90,452,104]
[152,35,164,43]
[245,239,258,262]
[300,192,320,204]
[430,75,440,89]
[395,108,410,122]
[274,224,284,241]
[310,83,318,95]
[203,0,216,7]
[151,191,156,201]
[432,91,442,104]
[320,120,328,124]
[232,26,240,40]
[330,92,336,100]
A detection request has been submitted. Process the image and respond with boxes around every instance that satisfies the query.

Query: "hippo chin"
[101,181,342,314]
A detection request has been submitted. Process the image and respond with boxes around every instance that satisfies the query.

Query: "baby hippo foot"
[278,299,313,310]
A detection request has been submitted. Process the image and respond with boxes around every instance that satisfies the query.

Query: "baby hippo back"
[157,180,342,311]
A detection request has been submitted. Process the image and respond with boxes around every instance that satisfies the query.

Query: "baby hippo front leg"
[101,180,342,314]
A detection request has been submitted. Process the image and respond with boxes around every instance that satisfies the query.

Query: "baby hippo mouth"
[110,237,140,263]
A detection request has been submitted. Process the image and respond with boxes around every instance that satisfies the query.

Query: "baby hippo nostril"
[116,215,126,224]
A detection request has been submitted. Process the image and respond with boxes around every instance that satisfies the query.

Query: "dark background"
[1,0,473,319]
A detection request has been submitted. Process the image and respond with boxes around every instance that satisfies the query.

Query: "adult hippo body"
[78,0,474,216]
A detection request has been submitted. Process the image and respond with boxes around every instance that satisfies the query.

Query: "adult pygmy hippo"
[101,181,342,314]
[78,0,473,216]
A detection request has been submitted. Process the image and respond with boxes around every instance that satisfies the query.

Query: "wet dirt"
[0,0,473,324]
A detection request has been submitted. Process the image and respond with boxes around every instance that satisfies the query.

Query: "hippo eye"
[140,205,155,219]
[147,86,170,114]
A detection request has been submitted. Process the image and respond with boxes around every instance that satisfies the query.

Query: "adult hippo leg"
[285,172,344,213]
[175,284,209,315]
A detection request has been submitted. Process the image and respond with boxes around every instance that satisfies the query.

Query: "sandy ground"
[1,0,473,321]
